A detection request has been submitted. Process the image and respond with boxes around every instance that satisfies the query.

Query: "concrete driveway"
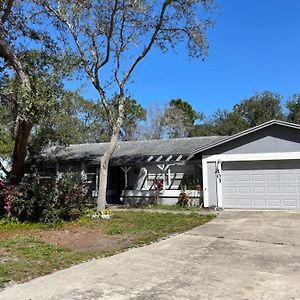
[1,210,300,300]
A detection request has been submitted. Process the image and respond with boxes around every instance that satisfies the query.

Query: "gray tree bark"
[97,98,125,211]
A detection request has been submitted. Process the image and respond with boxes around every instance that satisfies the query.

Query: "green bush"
[8,173,87,223]
[177,191,190,207]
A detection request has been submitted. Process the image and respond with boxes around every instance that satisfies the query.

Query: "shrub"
[0,179,12,217]
[4,172,88,223]
[153,179,164,205]
[177,191,190,207]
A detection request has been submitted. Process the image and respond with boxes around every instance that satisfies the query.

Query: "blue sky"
[123,0,300,116]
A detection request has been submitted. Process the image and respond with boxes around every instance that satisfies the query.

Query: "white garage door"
[222,160,300,209]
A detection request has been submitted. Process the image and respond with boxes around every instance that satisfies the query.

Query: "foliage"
[141,204,202,212]
[192,91,286,136]
[1,173,87,223]
[35,0,216,210]
[161,99,203,138]
[234,91,284,127]
[153,179,164,206]
[177,191,190,207]
[120,98,147,141]
[286,93,300,124]
[153,179,164,191]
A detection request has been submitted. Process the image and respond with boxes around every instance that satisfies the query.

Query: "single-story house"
[41,135,225,206]
[42,120,300,209]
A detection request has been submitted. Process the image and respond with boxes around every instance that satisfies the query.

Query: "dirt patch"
[0,230,29,242]
[33,228,136,253]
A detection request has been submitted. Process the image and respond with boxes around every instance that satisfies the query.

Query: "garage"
[196,120,300,209]
[222,160,300,209]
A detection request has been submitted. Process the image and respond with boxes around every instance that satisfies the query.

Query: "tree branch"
[122,0,172,85]
[1,0,14,23]
[0,24,30,89]
[45,3,115,129]
[98,0,118,69]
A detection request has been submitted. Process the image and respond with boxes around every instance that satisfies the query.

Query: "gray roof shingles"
[49,136,225,165]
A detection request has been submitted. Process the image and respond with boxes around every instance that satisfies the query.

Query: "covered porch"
[111,153,203,206]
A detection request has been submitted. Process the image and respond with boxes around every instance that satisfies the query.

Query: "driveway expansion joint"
[215,235,298,247]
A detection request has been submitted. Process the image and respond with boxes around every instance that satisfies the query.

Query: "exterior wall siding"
[207,162,217,206]
[204,125,300,156]
[202,124,300,208]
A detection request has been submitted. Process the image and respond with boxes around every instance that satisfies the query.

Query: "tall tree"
[0,1,66,183]
[40,0,216,210]
[138,102,166,140]
[286,93,300,124]
[234,91,284,127]
[162,99,202,138]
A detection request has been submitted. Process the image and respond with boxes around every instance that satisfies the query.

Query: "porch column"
[121,166,132,189]
[157,164,170,188]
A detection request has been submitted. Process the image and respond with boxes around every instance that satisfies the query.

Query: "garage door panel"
[281,173,295,181]
[267,199,281,207]
[237,174,250,181]
[253,198,268,207]
[222,161,300,209]
[223,174,236,183]
[267,186,280,193]
[225,198,239,206]
[223,186,236,194]
[282,186,297,194]
[265,174,280,181]
[252,186,265,194]
[237,186,251,194]
[282,199,298,207]
[239,198,252,206]
[251,174,264,181]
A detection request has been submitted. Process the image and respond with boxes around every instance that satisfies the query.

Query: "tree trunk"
[97,128,119,211]
[9,116,33,184]
[0,21,33,185]
[97,96,125,211]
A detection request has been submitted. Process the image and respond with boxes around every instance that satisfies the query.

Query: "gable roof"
[49,136,225,166]
[187,119,300,159]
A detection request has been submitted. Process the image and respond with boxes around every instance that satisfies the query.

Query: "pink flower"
[153,179,164,191]
[4,200,11,214]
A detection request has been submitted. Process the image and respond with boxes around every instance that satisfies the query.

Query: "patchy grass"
[0,236,93,288]
[138,204,203,212]
[0,211,214,289]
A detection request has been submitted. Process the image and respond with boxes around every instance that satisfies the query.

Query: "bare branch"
[122,0,172,85]
[45,4,114,128]
[98,0,118,69]
[1,0,14,23]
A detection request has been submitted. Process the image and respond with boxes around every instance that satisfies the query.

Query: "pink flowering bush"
[1,173,87,223]
[153,179,164,191]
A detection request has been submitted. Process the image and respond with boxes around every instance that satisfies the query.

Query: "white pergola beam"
[155,155,163,162]
[165,155,172,162]
[176,154,183,162]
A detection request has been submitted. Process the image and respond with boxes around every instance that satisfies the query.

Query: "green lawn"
[141,204,204,212]
[0,211,215,289]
